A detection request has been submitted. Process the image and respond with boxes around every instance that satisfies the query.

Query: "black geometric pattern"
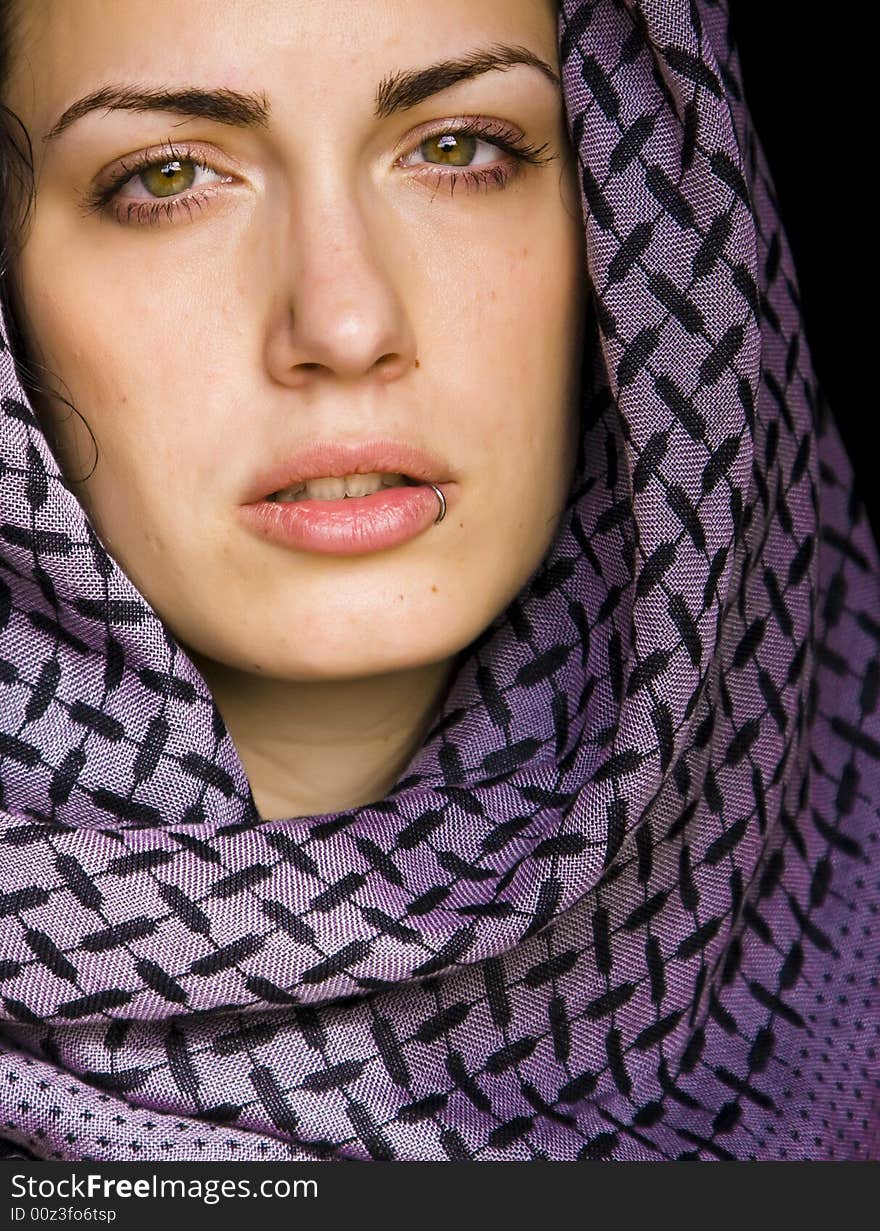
[0,0,877,1160]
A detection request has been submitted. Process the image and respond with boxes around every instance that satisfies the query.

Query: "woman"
[0,0,876,1161]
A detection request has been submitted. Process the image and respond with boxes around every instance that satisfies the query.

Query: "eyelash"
[83,119,554,227]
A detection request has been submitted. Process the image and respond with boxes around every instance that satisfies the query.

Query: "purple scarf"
[1,0,877,1162]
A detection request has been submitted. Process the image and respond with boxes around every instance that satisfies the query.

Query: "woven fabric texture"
[0,0,877,1161]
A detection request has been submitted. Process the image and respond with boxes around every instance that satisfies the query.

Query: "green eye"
[139,159,197,198]
[420,133,478,166]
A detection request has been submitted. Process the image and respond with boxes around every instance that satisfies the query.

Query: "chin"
[170,570,498,681]
[182,622,464,683]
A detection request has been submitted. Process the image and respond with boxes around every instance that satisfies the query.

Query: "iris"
[139,158,197,197]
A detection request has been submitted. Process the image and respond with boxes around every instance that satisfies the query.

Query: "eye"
[81,143,238,226]
[117,156,230,201]
[396,120,554,195]
[405,131,503,169]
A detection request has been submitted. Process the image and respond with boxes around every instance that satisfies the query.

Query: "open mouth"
[242,464,451,555]
[267,473,422,503]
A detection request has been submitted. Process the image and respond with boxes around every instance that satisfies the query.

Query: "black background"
[727,4,874,534]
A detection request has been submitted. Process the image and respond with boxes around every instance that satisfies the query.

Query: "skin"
[4,0,586,821]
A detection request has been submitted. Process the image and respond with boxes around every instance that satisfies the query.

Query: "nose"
[264,190,418,388]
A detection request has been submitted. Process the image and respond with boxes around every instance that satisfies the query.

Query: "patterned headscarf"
[0,0,877,1162]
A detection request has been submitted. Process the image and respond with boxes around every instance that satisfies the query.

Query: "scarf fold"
[0,0,877,1161]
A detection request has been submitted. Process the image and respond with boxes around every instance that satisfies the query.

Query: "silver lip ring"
[427,481,446,524]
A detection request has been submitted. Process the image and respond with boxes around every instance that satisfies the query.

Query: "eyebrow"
[374,43,559,118]
[42,42,559,143]
[43,85,270,143]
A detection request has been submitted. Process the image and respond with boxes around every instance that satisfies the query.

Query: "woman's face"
[5,0,585,682]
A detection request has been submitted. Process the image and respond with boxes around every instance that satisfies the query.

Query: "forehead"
[7,0,559,122]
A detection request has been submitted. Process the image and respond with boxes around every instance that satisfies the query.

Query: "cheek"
[17,239,235,499]
[436,208,584,498]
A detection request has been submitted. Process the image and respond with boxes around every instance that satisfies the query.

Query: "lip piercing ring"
[427,482,446,524]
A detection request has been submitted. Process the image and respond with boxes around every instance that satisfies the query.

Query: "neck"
[187,651,458,821]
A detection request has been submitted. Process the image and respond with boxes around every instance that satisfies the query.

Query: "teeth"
[340,473,384,498]
[272,472,411,503]
[304,476,348,500]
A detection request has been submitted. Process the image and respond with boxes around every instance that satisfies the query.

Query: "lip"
[239,437,456,557]
[242,438,453,504]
